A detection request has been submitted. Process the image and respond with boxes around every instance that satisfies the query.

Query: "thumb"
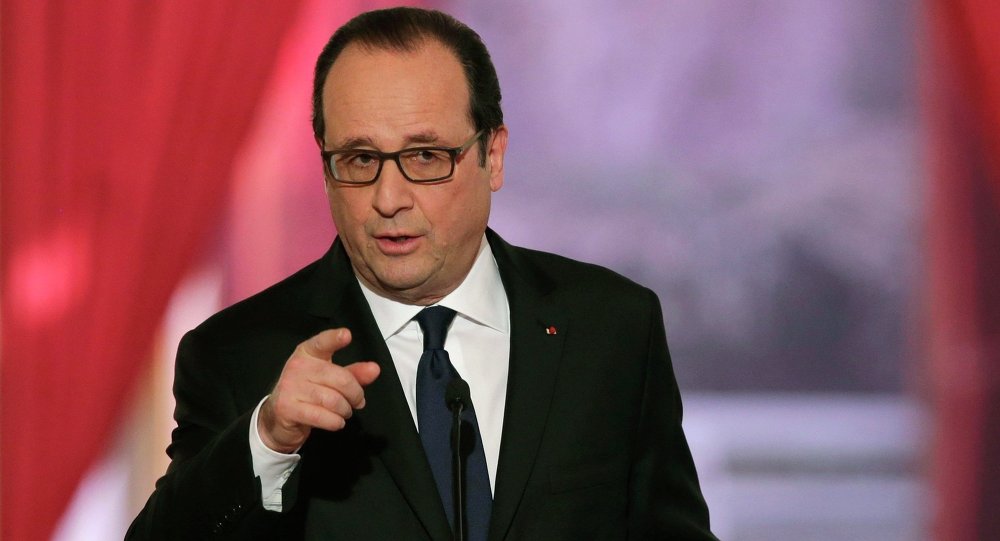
[301,328,352,360]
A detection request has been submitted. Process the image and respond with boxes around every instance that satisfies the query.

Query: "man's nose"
[371,159,414,217]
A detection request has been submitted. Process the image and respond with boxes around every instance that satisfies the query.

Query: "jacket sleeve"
[627,288,718,540]
[125,329,288,540]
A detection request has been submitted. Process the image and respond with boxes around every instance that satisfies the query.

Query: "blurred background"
[3,1,999,540]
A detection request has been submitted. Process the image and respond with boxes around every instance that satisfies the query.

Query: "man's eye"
[350,153,378,166]
[408,149,447,164]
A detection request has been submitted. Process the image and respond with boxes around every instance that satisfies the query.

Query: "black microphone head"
[446,377,471,412]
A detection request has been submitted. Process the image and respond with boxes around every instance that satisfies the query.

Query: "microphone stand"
[446,379,470,541]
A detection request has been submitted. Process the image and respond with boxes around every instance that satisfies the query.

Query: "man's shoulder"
[497,240,667,346]
[191,255,330,340]
[512,243,638,284]
[495,234,656,305]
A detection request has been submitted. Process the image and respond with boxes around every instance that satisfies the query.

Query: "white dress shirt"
[250,236,510,511]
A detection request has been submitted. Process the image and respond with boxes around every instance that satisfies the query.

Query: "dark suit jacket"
[127,230,716,540]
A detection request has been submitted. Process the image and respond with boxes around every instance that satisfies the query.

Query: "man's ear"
[316,136,332,194]
[487,125,508,192]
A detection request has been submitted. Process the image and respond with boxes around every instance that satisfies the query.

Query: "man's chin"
[363,267,441,304]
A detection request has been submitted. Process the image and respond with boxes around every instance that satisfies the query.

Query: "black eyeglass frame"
[321,130,486,185]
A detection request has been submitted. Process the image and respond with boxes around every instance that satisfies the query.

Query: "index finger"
[301,328,352,360]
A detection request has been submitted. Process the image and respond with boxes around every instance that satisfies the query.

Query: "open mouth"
[374,234,420,254]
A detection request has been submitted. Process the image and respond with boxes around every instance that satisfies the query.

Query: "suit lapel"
[306,239,452,540]
[485,231,566,541]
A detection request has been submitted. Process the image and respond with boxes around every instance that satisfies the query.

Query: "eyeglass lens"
[331,148,454,183]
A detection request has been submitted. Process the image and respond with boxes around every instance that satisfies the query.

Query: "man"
[128,7,716,540]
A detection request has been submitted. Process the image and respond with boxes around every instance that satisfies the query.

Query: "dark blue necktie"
[415,306,492,541]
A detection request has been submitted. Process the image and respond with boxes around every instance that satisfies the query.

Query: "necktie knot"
[415,306,457,351]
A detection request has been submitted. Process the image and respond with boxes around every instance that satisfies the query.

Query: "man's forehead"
[329,38,459,75]
[320,39,472,146]
[322,39,466,104]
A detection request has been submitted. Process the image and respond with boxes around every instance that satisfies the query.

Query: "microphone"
[446,378,471,541]
[446,378,470,414]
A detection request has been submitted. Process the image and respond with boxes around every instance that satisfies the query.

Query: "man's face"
[320,40,507,305]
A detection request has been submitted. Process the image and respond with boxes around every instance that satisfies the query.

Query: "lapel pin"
[545,326,558,335]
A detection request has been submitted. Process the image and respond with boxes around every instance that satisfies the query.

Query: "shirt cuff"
[249,396,301,512]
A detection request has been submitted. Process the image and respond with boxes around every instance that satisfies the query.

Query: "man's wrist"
[256,397,302,454]
[249,396,301,512]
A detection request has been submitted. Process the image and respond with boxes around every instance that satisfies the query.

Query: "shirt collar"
[358,235,509,339]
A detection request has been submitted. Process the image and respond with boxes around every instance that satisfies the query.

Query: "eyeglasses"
[321,130,484,185]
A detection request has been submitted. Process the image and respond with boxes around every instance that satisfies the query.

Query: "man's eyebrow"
[405,131,442,145]
[332,136,377,150]
[331,131,443,150]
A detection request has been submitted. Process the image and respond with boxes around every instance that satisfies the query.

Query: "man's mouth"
[374,233,421,255]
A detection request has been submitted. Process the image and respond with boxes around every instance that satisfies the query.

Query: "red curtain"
[925,1,1000,540]
[0,2,304,539]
